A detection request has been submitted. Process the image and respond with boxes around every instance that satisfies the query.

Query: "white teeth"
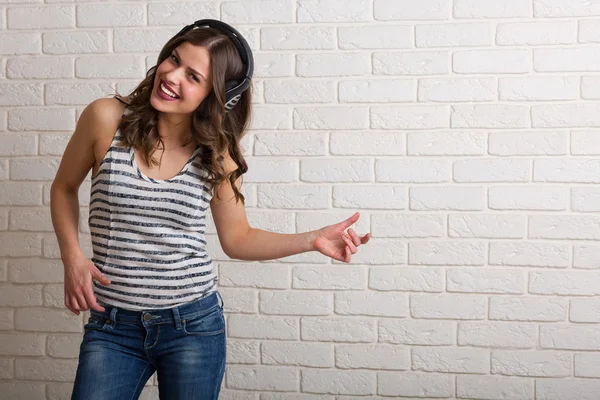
[160,82,178,99]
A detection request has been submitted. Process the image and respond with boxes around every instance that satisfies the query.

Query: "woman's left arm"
[210,155,370,263]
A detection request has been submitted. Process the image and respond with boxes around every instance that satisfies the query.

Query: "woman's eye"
[190,74,199,82]
[170,55,178,63]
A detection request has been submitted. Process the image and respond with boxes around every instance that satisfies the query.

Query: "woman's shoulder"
[77,95,130,143]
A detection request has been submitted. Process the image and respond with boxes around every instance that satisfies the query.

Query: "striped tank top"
[89,106,217,311]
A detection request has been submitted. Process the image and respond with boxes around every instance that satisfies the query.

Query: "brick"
[253,53,293,78]
[227,339,259,364]
[454,158,530,182]
[409,241,486,266]
[489,131,567,155]
[301,158,372,182]
[0,33,40,55]
[8,108,75,131]
[0,283,43,306]
[294,106,368,130]
[416,23,491,47]
[530,271,600,295]
[264,80,335,103]
[373,51,449,75]
[534,0,600,17]
[449,214,526,238]
[15,308,81,332]
[338,25,412,49]
[333,185,407,210]
[497,21,576,45]
[227,315,298,340]
[340,79,415,103]
[301,317,375,342]
[261,26,335,50]
[534,48,600,71]
[530,215,600,240]
[336,344,410,370]
[76,55,144,78]
[43,30,109,54]
[77,4,145,27]
[451,104,530,128]
[114,28,178,52]
[220,264,288,289]
[413,347,489,373]
[379,319,453,345]
[534,159,600,182]
[533,104,600,127]
[250,106,292,130]
[411,294,486,319]
[10,158,60,181]
[8,259,63,283]
[454,49,530,73]
[575,353,600,378]
[371,105,449,129]
[261,341,333,367]
[492,350,570,377]
[457,375,533,400]
[419,77,495,102]
[372,214,444,237]
[8,6,74,29]
[574,245,600,269]
[499,77,578,101]
[459,322,537,348]
[491,241,569,267]
[292,266,365,290]
[148,2,218,25]
[0,183,42,205]
[370,267,443,292]
[0,333,44,356]
[375,158,451,183]
[259,291,332,316]
[489,186,567,210]
[46,83,114,105]
[15,358,77,381]
[570,298,600,323]
[490,296,567,322]
[301,369,375,395]
[257,184,328,209]
[297,0,370,22]
[378,372,453,397]
[447,268,524,294]
[47,334,81,358]
[374,0,450,20]
[6,57,73,79]
[581,76,600,100]
[226,365,297,392]
[410,186,485,211]
[221,1,294,24]
[0,83,43,106]
[296,53,369,77]
[540,325,600,350]
[454,0,532,18]
[335,291,408,317]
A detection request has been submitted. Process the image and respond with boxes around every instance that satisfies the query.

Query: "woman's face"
[150,42,212,115]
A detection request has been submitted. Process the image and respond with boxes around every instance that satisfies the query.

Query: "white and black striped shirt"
[89,108,216,310]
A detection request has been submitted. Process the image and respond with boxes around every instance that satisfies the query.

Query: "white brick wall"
[1,1,600,399]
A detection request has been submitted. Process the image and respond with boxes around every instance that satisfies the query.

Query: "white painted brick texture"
[2,0,600,398]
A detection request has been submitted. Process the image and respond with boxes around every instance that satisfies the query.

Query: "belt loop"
[172,306,182,331]
[216,291,224,310]
[109,307,118,325]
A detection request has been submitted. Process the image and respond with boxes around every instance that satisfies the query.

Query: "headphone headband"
[174,19,254,111]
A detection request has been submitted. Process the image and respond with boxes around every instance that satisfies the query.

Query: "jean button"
[143,313,152,322]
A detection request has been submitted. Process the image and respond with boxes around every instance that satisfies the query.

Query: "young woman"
[50,19,370,400]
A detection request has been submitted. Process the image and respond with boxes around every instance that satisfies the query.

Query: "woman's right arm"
[50,98,122,315]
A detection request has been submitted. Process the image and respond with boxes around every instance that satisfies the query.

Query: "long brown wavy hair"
[114,27,252,204]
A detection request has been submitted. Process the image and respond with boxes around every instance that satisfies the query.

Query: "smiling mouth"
[159,80,179,99]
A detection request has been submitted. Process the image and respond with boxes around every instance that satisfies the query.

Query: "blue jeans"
[71,291,226,400]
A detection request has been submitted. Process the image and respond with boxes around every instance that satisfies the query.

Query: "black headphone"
[173,19,254,112]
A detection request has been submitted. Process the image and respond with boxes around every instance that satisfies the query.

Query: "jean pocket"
[84,312,110,331]
[182,306,225,336]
